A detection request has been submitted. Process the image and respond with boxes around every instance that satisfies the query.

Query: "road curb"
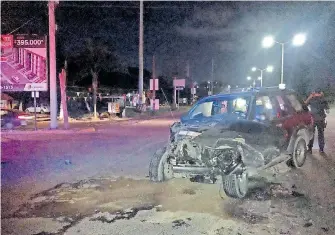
[1,127,96,136]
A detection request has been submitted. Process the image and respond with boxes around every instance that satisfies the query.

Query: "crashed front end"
[168,120,281,179]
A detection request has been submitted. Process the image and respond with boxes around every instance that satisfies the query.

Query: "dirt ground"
[2,159,335,235]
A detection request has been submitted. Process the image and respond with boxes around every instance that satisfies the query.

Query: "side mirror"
[180,114,189,122]
[302,104,309,112]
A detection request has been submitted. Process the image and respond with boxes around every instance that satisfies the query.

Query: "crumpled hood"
[173,116,285,151]
[179,115,243,133]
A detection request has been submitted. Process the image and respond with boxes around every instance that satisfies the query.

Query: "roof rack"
[219,85,288,95]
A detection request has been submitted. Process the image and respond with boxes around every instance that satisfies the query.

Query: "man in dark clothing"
[305,88,330,154]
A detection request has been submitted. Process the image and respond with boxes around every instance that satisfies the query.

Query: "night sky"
[2,1,335,89]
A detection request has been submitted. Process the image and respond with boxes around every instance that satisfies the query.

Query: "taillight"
[18,115,30,120]
[284,130,289,139]
[276,112,281,118]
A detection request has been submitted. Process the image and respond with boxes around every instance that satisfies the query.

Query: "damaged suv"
[149,87,314,199]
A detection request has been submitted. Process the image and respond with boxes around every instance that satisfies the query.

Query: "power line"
[8,16,37,34]
[60,4,193,9]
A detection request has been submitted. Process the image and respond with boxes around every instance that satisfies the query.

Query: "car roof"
[199,87,296,102]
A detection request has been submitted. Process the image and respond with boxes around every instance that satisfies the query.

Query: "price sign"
[13,35,46,48]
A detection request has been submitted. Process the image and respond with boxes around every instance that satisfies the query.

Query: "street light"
[262,33,306,85]
[247,76,256,87]
[262,36,275,48]
[266,65,274,72]
[251,65,274,87]
[292,34,306,46]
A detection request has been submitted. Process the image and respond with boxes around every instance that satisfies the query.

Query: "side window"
[254,96,276,121]
[276,95,290,117]
[190,101,213,119]
[286,94,303,112]
[232,98,248,113]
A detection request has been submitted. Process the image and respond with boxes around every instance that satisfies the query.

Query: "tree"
[72,37,119,118]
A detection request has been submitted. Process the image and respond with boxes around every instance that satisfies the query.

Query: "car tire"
[5,122,14,130]
[222,172,248,199]
[287,135,307,168]
[149,146,174,182]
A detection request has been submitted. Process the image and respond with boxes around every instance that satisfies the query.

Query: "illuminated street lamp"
[262,33,306,84]
[292,34,306,46]
[247,76,256,87]
[251,65,274,87]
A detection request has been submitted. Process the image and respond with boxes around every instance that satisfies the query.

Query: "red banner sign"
[1,35,13,49]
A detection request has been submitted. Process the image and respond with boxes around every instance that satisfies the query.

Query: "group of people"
[304,88,330,154]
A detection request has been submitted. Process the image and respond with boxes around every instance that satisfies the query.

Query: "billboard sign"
[173,79,185,88]
[0,34,47,92]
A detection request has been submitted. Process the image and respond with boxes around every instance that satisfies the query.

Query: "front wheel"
[222,172,248,199]
[287,135,307,168]
[149,147,174,182]
[4,122,14,130]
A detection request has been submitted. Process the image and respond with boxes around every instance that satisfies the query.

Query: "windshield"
[188,95,251,120]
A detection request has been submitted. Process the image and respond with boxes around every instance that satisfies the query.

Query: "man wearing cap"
[305,88,330,154]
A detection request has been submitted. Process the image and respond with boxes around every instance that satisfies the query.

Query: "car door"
[285,92,314,135]
[272,92,311,140]
[252,95,278,123]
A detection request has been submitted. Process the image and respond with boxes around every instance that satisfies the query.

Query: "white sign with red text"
[173,79,185,88]
[150,79,159,91]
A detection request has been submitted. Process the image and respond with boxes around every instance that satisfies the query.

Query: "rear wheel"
[149,147,174,182]
[222,172,248,199]
[287,135,307,168]
[5,122,14,130]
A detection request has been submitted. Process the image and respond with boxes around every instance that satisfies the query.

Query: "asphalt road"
[2,111,335,235]
[1,116,179,214]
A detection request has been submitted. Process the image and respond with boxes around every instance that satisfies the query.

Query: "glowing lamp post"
[262,33,306,85]
[251,65,274,87]
[247,76,256,88]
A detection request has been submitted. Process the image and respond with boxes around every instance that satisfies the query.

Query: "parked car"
[149,86,314,199]
[97,96,126,118]
[1,109,34,129]
[11,76,20,83]
[25,104,50,114]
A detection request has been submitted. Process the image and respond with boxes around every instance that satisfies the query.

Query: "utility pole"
[138,0,144,104]
[48,1,58,129]
[186,61,194,104]
[280,43,284,85]
[173,76,177,109]
[211,58,214,94]
[152,55,156,111]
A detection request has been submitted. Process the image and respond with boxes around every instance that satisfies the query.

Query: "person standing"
[305,88,330,154]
